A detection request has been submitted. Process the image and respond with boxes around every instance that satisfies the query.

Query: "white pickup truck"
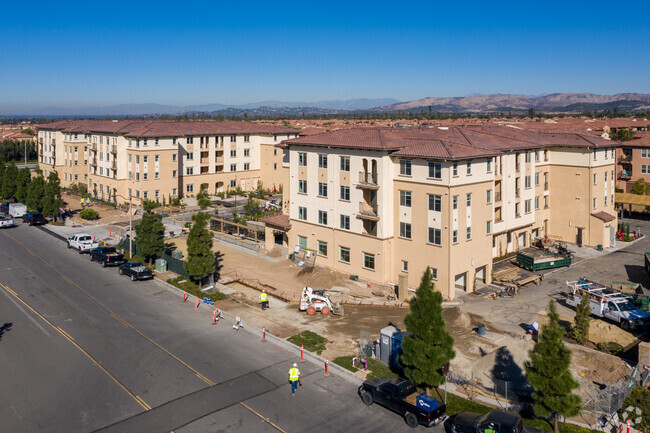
[67,233,99,254]
[0,215,14,228]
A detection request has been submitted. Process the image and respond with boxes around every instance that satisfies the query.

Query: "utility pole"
[129,195,133,259]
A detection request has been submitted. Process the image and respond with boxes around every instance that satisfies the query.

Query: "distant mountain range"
[2,94,649,117]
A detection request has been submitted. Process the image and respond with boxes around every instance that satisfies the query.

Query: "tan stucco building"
[37,120,297,206]
[282,126,619,300]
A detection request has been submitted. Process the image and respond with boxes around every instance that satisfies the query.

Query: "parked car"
[451,410,543,433]
[358,377,446,428]
[22,212,47,226]
[67,233,99,254]
[118,261,154,281]
[0,215,14,228]
[89,246,125,267]
[8,203,27,218]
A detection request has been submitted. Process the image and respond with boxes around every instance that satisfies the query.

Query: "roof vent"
[438,126,449,130]
[112,120,118,123]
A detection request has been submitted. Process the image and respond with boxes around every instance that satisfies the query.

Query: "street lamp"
[115,194,133,258]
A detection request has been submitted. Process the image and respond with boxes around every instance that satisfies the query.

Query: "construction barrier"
[301,344,304,363]
[195,296,199,309]
[325,357,329,377]
[262,326,266,342]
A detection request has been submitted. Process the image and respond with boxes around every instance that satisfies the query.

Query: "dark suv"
[22,212,47,226]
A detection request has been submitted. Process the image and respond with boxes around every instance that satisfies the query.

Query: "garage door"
[455,273,466,291]
[475,266,486,284]
[518,233,526,248]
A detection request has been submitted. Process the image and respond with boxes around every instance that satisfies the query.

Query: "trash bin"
[597,244,603,251]
[289,253,295,261]
[350,275,359,281]
[477,324,486,336]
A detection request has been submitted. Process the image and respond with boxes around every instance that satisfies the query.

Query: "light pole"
[115,194,133,258]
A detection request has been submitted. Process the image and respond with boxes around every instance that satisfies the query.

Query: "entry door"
[455,273,466,291]
[610,226,616,247]
[577,228,583,247]
[518,233,526,248]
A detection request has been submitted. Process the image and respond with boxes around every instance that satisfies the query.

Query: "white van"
[8,203,27,218]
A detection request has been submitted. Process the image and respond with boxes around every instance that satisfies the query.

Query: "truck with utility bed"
[89,246,125,267]
[67,233,99,253]
[358,377,446,428]
[118,261,154,281]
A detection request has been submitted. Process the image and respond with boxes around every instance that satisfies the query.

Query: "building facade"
[37,120,297,205]
[615,132,650,192]
[283,126,619,300]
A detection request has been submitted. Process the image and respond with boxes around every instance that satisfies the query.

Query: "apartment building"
[37,120,297,205]
[282,126,619,300]
[615,131,650,192]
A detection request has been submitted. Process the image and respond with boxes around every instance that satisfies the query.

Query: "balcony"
[92,143,98,151]
[357,202,380,221]
[544,182,548,191]
[215,157,224,165]
[515,163,520,172]
[618,155,632,164]
[495,192,502,203]
[110,145,117,154]
[90,159,97,167]
[357,171,379,190]
[619,171,632,180]
[111,161,117,170]
[515,188,520,198]
[201,158,210,166]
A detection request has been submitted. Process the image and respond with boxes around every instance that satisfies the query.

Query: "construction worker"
[259,290,268,310]
[288,363,301,396]
[80,197,84,208]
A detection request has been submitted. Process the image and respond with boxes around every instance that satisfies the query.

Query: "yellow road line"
[240,402,287,433]
[0,282,150,411]
[2,231,215,387]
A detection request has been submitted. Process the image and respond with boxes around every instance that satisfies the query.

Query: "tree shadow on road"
[0,323,13,342]
[490,346,531,397]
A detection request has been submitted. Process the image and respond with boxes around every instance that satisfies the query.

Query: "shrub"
[596,342,624,356]
[80,208,99,220]
[618,387,650,433]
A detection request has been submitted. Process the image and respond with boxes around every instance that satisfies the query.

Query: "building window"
[452,196,458,210]
[186,152,193,160]
[593,173,597,184]
[186,167,193,175]
[318,154,328,168]
[487,190,492,204]
[243,149,250,157]
[428,194,441,211]
[487,221,492,235]
[428,161,442,179]
[340,215,350,230]
[363,253,375,270]
[298,206,307,220]
[430,268,438,280]
[452,230,458,244]
[535,172,540,186]
[339,246,350,263]
[172,188,177,196]
[155,172,159,179]
[604,171,608,181]
[318,182,328,197]
[340,156,350,172]
[452,162,458,176]
[186,184,194,193]
[318,210,328,225]
[515,203,520,217]
[525,199,532,213]
[399,222,412,239]
[143,156,148,163]
[172,170,177,178]
[155,138,159,146]
[317,241,328,257]
[605,196,608,206]
[230,135,237,143]
[593,149,597,160]
[487,158,492,172]
[143,173,148,180]
[230,180,237,188]
[525,151,531,163]
[243,163,250,171]
[525,175,531,189]
[535,196,540,210]
[155,190,159,198]
[274,149,277,156]
[593,198,597,209]
[399,160,412,176]
[172,153,177,161]
[298,152,307,166]
[340,185,350,201]
[135,172,139,181]
[298,235,307,250]
[428,227,441,245]
[230,164,237,171]
[143,191,148,199]
[274,163,278,170]
[402,260,408,272]
[244,135,250,143]
[466,226,472,240]
[230,150,237,157]
[298,180,307,194]
[466,193,472,207]
[155,155,159,162]
[187,137,194,144]
[400,190,412,207]
[466,161,472,175]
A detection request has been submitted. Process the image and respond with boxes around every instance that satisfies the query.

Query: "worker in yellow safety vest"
[259,290,268,310]
[288,363,301,396]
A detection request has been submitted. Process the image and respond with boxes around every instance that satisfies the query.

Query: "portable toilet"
[380,325,400,364]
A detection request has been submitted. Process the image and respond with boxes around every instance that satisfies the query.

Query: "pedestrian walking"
[288,363,301,396]
[259,290,268,310]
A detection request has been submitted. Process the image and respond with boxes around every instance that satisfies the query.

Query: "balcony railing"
[515,163,520,172]
[357,171,379,189]
[618,155,632,164]
[91,143,97,151]
[110,145,117,154]
[215,157,224,164]
[111,161,117,170]
[357,201,379,221]
[619,171,632,180]
[201,158,210,166]
[515,188,520,198]
[495,192,502,202]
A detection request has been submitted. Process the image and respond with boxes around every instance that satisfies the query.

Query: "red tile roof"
[591,211,616,222]
[283,125,618,160]
[260,214,291,230]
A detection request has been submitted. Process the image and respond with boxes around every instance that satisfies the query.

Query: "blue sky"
[1,0,649,108]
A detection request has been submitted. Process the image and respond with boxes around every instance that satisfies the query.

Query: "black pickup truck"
[89,247,125,267]
[451,410,545,433]
[118,261,154,281]
[359,377,446,428]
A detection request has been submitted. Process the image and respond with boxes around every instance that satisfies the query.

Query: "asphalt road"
[0,223,432,433]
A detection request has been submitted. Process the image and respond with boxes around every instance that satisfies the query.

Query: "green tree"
[184,212,214,290]
[42,171,63,219]
[14,168,32,203]
[26,173,45,211]
[400,268,455,396]
[610,127,636,142]
[0,155,6,192]
[196,186,211,210]
[525,300,581,433]
[632,179,647,195]
[2,162,18,199]
[571,293,590,344]
[135,200,165,264]
[243,195,261,218]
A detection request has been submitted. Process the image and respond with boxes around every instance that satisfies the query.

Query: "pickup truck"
[118,261,154,281]
[67,233,99,254]
[89,247,125,267]
[358,377,446,428]
[451,410,544,433]
[22,212,47,226]
[0,215,14,228]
